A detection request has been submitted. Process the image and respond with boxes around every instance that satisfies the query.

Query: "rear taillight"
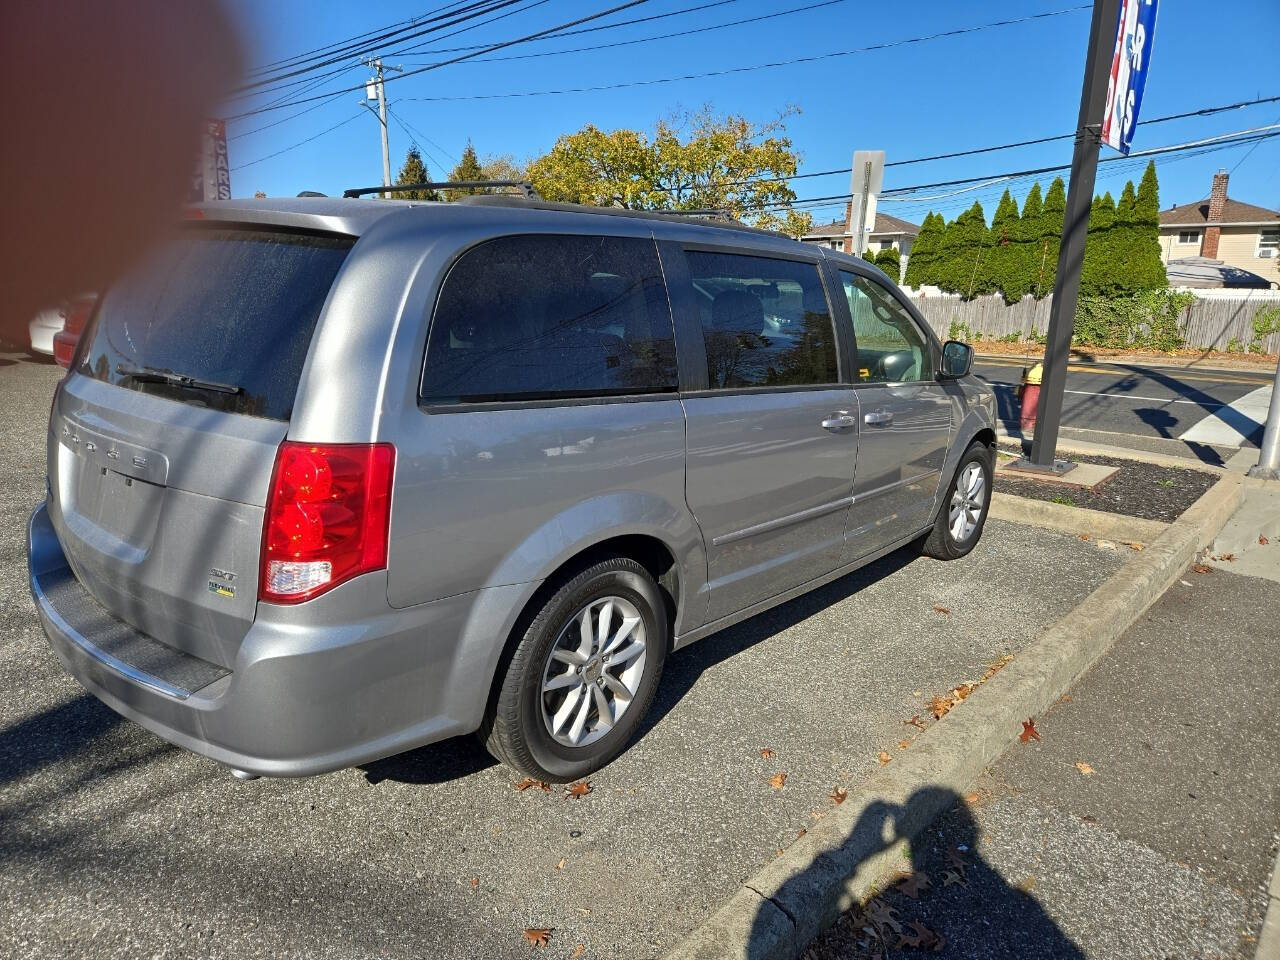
[53,295,96,368]
[259,442,395,604]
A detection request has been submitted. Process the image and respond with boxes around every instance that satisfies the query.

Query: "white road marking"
[1178,384,1272,447]
[1061,388,1224,407]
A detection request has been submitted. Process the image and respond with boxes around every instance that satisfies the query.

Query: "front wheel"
[921,441,993,560]
[481,557,668,782]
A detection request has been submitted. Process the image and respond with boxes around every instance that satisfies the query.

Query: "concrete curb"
[665,472,1245,960]
[989,492,1169,545]
[974,352,1278,374]
[996,427,1227,473]
[1256,847,1280,960]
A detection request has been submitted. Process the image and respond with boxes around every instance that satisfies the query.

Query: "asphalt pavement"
[0,352,1126,960]
[974,356,1273,458]
[812,564,1280,960]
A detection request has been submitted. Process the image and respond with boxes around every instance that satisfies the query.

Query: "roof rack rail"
[341,180,538,199]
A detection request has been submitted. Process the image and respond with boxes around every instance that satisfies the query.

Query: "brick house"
[1159,170,1280,284]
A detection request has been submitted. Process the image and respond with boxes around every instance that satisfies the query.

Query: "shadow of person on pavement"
[752,786,1085,959]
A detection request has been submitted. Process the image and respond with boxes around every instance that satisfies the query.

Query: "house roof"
[1159,196,1280,227]
[802,212,920,240]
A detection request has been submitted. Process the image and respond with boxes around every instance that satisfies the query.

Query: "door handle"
[864,411,894,426]
[821,412,857,432]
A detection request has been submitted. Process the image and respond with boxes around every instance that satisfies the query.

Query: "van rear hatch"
[47,225,354,669]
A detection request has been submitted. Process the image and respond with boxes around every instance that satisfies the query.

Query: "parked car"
[27,196,996,782]
[52,294,96,368]
[28,304,64,357]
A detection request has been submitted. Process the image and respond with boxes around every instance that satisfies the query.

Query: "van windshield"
[76,226,354,421]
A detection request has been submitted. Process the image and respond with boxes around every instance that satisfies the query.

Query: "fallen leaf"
[895,871,932,900]
[1017,875,1037,893]
[1219,553,1236,562]
[565,781,591,799]
[1261,535,1270,546]
[470,876,479,889]
[569,945,585,960]
[865,897,902,935]
[1075,761,1096,776]
[1079,533,1091,541]
[516,777,551,792]
[943,869,968,888]
[877,751,892,766]
[796,828,807,840]
[523,928,552,948]
[1019,718,1041,743]
[945,847,968,871]
[1193,563,1213,574]
[905,714,928,730]
[1060,694,1073,704]
[768,772,787,790]
[760,747,776,759]
[952,682,975,701]
[555,857,566,871]
[928,694,955,720]
[965,792,981,805]
[933,604,951,616]
[898,739,912,750]
[1129,541,1145,551]
[830,787,848,805]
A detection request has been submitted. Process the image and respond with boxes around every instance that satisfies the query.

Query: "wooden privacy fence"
[901,290,1280,353]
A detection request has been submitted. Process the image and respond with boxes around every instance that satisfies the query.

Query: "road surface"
[974,356,1273,459]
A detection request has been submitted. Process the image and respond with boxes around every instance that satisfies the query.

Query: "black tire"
[921,440,994,560]
[481,557,668,782]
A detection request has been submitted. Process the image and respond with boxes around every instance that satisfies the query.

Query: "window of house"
[840,271,930,384]
[1258,227,1279,257]
[685,251,838,390]
[880,240,897,251]
[422,235,678,404]
[1178,230,1201,245]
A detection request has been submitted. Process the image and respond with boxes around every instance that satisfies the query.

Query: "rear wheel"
[481,557,667,782]
[921,441,993,560]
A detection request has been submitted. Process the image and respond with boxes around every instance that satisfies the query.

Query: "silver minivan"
[27,195,996,782]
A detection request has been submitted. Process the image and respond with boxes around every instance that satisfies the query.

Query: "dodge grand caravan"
[27,195,996,782]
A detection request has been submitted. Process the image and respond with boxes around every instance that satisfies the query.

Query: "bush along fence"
[904,289,1280,354]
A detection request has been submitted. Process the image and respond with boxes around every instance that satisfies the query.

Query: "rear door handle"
[821,412,857,432]
[864,411,894,426]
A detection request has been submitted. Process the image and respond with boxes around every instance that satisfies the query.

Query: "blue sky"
[222,0,1280,225]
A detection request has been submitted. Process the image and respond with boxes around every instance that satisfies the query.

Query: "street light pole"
[1024,0,1122,472]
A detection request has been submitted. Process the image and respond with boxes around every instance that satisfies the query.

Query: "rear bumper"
[27,502,523,776]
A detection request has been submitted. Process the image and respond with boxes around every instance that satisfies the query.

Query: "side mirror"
[940,340,974,379]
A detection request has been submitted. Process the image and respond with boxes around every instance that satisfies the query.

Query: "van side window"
[422,235,678,404]
[840,271,931,384]
[685,251,838,389]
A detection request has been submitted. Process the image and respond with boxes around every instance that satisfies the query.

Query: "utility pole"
[1249,359,1280,480]
[362,57,403,199]
[1021,0,1122,472]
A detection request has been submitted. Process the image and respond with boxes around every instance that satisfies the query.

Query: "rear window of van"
[76,226,354,420]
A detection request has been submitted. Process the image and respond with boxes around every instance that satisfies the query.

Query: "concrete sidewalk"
[811,565,1280,959]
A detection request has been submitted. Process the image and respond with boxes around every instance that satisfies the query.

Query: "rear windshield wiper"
[115,363,243,395]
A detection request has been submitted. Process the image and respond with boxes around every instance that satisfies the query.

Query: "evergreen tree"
[934,214,962,293]
[949,202,992,298]
[393,145,439,201]
[1007,183,1044,303]
[874,245,901,280]
[903,212,944,288]
[987,189,1021,302]
[445,141,485,200]
[1037,177,1067,297]
[1131,161,1168,289]
[1081,192,1117,296]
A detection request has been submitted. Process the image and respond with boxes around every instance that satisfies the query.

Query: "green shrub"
[1071,290,1193,351]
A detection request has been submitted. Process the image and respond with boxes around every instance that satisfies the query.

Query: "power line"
[244,1,476,76]
[227,0,654,120]
[231,112,364,171]
[763,126,1280,212]
[236,0,525,93]
[397,0,846,66]
[396,5,1090,104]
[230,0,553,108]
